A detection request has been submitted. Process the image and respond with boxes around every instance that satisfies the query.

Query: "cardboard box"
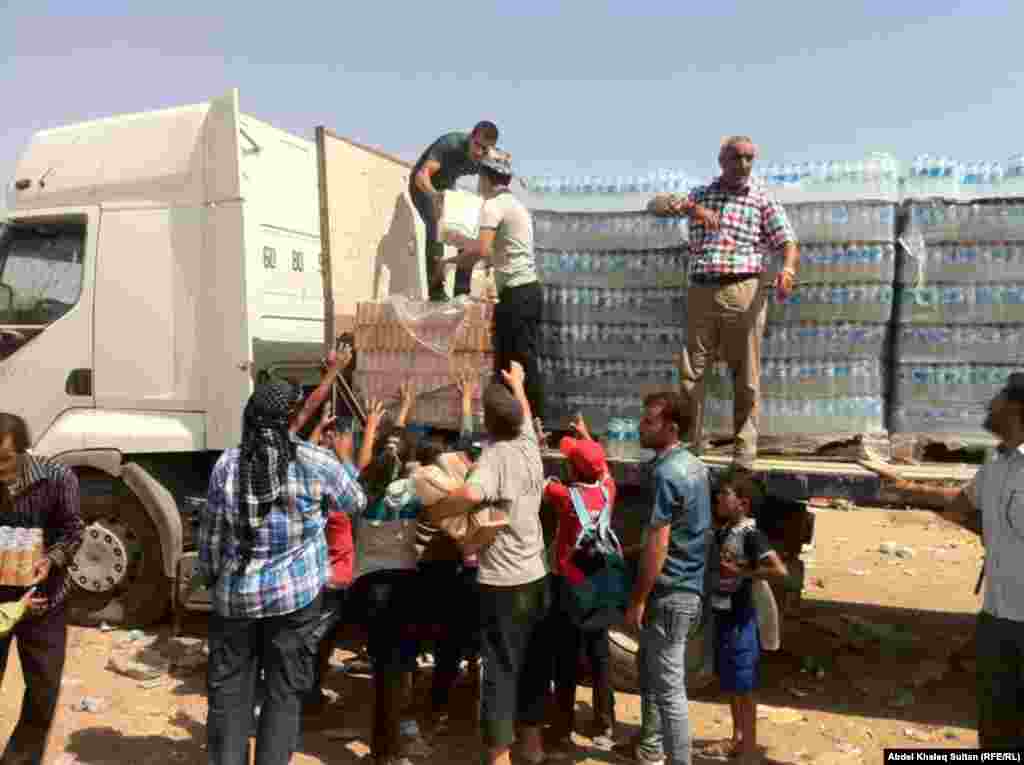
[438,189,484,245]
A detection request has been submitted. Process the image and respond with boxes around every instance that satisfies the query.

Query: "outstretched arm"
[859,460,979,532]
[289,348,350,436]
[501,361,533,433]
[357,400,386,472]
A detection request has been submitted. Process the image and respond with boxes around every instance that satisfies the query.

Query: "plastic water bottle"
[913,155,929,194]
[975,162,991,197]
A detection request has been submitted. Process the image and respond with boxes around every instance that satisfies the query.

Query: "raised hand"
[501,361,526,392]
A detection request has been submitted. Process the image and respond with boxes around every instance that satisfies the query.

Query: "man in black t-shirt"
[409,121,498,301]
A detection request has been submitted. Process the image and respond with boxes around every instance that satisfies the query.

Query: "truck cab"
[1,89,422,626]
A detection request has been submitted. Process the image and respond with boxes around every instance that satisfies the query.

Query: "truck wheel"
[67,470,172,628]
[608,620,715,695]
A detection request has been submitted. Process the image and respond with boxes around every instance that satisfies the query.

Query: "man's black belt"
[689,272,760,286]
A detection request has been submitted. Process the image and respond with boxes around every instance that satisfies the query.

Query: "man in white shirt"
[866,372,1024,747]
[447,148,544,425]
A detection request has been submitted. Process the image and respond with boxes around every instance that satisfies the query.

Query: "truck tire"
[607,622,714,695]
[67,469,172,628]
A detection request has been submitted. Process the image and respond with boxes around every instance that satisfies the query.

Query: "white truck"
[1,89,425,626]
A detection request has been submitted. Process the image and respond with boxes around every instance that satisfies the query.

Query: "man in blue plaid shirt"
[650,136,800,470]
[199,381,367,765]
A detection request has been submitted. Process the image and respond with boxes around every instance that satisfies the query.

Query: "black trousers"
[418,560,481,713]
[478,575,552,748]
[206,596,321,765]
[409,185,472,300]
[309,587,346,701]
[976,610,1024,748]
[550,577,615,742]
[350,570,419,759]
[0,595,66,765]
[493,281,545,421]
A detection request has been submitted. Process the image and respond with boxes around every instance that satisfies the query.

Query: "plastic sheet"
[386,295,470,356]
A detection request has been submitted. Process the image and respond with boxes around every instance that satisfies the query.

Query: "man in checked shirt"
[649,136,800,470]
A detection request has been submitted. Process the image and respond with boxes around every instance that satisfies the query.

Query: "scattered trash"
[836,744,862,756]
[123,629,146,642]
[787,686,810,698]
[139,677,167,689]
[848,569,869,576]
[904,569,917,576]
[107,654,169,681]
[904,728,931,742]
[879,542,916,559]
[99,622,113,632]
[74,696,107,713]
[814,578,826,588]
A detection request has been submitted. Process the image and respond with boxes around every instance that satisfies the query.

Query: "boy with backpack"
[543,415,620,755]
[705,471,788,764]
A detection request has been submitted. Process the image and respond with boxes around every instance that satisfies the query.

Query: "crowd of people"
[190,341,794,765]
[0,127,1020,765]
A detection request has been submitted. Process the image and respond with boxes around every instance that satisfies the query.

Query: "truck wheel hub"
[71,523,128,593]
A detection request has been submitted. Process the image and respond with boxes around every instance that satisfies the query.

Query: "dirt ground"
[0,507,986,765]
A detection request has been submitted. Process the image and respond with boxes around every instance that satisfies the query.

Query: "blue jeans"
[637,591,701,765]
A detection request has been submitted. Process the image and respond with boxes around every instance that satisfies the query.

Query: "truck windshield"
[0,221,86,326]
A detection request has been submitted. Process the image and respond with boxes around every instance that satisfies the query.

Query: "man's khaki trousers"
[677,274,769,467]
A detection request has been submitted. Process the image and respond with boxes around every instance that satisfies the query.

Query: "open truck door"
[314,128,425,342]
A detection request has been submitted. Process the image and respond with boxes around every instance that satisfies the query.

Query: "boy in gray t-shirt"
[435,362,552,765]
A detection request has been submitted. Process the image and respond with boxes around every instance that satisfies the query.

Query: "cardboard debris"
[107,654,169,681]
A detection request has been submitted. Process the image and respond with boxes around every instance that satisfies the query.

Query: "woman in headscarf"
[199,380,367,765]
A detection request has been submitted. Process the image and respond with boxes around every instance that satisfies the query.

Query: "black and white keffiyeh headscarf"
[237,382,300,567]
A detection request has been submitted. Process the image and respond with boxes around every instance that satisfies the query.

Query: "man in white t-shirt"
[447,148,544,424]
[865,372,1024,748]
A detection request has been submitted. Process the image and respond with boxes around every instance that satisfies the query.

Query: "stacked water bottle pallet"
[352,299,494,430]
[889,199,1024,457]
[532,208,688,450]
[701,198,897,459]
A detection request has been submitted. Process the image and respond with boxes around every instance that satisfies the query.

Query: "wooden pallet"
[889,432,997,465]
[703,431,892,462]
